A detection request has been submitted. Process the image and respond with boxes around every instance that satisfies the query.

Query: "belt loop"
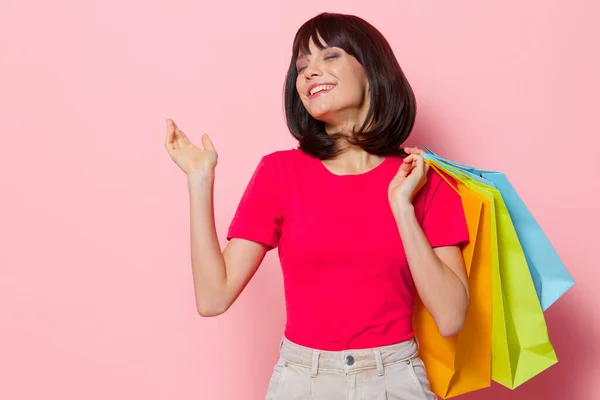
[279,337,284,350]
[310,350,320,378]
[413,336,420,358]
[374,348,384,376]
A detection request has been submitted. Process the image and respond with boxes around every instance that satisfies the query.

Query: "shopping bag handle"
[424,145,476,171]
[422,155,464,196]
[423,146,493,187]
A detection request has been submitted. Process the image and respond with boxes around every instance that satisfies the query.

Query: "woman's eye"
[296,53,338,73]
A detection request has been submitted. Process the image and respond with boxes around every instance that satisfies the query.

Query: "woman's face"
[295,37,370,132]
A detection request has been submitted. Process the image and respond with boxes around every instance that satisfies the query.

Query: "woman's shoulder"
[261,148,311,166]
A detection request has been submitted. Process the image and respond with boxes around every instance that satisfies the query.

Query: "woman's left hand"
[388,147,430,210]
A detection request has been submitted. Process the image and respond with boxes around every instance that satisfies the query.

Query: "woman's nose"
[303,65,322,79]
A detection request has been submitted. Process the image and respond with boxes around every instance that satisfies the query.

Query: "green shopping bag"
[426,160,558,389]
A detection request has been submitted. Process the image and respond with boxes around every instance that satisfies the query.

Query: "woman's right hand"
[164,119,218,177]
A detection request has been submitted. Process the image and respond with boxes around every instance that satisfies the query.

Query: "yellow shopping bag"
[413,178,493,399]
[425,159,558,389]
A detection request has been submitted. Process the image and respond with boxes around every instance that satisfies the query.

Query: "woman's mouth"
[308,84,336,99]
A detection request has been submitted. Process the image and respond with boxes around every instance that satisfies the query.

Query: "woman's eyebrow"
[296,46,331,62]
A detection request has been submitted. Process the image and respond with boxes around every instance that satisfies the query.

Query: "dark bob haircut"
[284,12,416,159]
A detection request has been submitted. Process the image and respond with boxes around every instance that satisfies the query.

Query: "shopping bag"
[424,157,558,389]
[424,147,574,311]
[413,178,493,399]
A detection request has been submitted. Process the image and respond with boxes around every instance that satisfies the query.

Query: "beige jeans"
[266,336,437,400]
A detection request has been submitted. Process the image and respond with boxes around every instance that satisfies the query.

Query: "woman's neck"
[321,145,386,175]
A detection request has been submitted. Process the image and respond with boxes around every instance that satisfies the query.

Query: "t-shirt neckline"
[315,154,393,178]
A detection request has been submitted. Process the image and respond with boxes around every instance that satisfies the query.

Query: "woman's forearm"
[187,171,228,316]
[393,203,469,337]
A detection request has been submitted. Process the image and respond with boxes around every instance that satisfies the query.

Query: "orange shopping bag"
[413,179,493,399]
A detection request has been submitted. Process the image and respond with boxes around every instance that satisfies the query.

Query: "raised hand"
[164,119,218,177]
[388,146,430,208]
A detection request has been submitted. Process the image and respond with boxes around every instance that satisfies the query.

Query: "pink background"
[1,0,598,399]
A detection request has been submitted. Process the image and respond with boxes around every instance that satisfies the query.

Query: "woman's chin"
[307,106,334,122]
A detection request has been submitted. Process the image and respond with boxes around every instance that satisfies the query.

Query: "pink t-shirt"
[227,149,469,351]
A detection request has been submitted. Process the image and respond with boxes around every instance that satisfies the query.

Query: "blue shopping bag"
[423,148,574,310]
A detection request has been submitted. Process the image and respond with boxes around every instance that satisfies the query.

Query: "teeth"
[310,85,334,96]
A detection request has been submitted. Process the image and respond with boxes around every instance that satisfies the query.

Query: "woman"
[165,12,469,400]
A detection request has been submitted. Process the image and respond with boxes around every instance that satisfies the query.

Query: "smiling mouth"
[308,84,336,98]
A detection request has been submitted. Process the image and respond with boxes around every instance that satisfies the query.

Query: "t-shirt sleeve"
[226,155,283,250]
[420,168,470,248]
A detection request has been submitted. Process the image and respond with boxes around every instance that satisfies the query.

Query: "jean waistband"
[279,336,419,376]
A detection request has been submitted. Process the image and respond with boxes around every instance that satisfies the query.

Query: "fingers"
[397,154,417,177]
[399,152,428,176]
[179,130,191,145]
[402,154,417,167]
[404,146,425,156]
[202,134,216,152]
[415,154,431,183]
[165,119,212,155]
[175,123,191,145]
[165,119,177,151]
[415,152,425,173]
[405,146,422,154]
[174,123,188,148]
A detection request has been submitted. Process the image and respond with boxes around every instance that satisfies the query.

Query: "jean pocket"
[383,358,435,400]
[406,358,436,400]
[265,358,288,400]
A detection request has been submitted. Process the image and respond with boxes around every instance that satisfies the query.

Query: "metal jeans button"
[345,355,355,366]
